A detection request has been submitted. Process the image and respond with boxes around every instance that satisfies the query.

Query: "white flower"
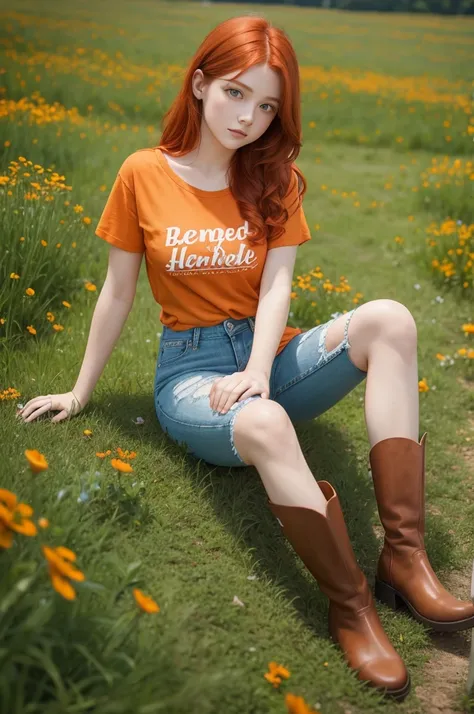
[414,283,421,290]
[435,296,444,303]
[146,339,151,343]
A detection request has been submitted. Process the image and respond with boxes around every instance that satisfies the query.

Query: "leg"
[325,300,474,630]
[232,398,328,513]
[324,299,419,447]
[232,398,409,699]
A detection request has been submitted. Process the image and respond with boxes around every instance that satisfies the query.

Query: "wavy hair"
[154,15,306,247]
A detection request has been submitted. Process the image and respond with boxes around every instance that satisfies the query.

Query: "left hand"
[209,368,270,414]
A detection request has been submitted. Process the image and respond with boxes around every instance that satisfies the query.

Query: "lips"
[228,129,247,137]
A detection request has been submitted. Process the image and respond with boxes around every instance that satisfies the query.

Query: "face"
[192,63,281,149]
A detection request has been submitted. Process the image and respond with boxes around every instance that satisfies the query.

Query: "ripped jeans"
[153,309,367,468]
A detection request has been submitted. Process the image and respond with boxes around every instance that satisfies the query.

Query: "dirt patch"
[413,571,472,714]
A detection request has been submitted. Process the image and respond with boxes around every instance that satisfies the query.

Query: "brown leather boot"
[370,432,474,632]
[268,480,410,700]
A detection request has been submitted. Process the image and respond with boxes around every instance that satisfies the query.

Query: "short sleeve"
[95,171,145,254]
[267,171,312,250]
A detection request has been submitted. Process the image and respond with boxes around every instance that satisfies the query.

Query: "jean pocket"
[158,338,191,367]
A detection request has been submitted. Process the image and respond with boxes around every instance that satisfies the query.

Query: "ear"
[192,69,206,100]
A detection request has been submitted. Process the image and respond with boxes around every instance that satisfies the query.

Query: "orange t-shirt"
[95,147,312,356]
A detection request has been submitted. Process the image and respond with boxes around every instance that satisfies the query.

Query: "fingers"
[17,397,51,422]
[51,409,69,423]
[22,401,52,423]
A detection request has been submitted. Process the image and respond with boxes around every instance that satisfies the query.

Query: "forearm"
[246,289,291,378]
[72,288,133,405]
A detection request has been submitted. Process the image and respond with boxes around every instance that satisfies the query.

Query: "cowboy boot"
[268,480,410,701]
[370,432,474,632]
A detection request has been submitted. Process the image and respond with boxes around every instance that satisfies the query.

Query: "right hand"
[16,391,85,424]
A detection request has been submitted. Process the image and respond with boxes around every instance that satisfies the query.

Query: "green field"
[1,2,474,713]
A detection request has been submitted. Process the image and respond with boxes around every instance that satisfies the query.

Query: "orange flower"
[25,449,48,473]
[0,489,37,548]
[42,545,85,600]
[110,458,133,473]
[264,661,291,688]
[25,288,35,296]
[38,517,49,529]
[133,588,160,613]
[418,378,429,392]
[285,693,320,714]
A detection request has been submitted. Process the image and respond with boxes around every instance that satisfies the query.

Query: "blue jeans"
[153,308,367,468]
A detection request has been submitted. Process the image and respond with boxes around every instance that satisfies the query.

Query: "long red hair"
[155,15,306,247]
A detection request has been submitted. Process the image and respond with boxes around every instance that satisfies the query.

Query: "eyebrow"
[227,79,280,104]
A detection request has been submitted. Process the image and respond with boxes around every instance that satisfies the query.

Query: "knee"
[367,299,417,346]
[233,399,292,449]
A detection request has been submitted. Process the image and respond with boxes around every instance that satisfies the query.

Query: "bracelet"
[71,390,83,412]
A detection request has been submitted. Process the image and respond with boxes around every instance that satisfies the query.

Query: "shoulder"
[118,148,156,188]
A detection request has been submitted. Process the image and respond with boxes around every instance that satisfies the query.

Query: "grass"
[1,1,474,712]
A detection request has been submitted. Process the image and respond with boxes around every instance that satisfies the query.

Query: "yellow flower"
[0,489,37,549]
[46,312,55,322]
[25,288,35,296]
[82,216,91,225]
[38,517,49,529]
[25,449,48,473]
[133,588,160,613]
[418,378,429,392]
[83,429,93,437]
[62,301,71,308]
[462,323,474,335]
[53,324,64,331]
[110,458,133,473]
[85,282,96,292]
[435,353,446,361]
[26,325,36,335]
[41,239,48,247]
[42,545,85,601]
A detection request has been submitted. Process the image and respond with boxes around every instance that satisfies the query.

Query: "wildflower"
[133,588,160,613]
[25,449,48,473]
[0,489,37,548]
[285,693,320,714]
[38,517,49,529]
[25,288,35,296]
[83,429,93,437]
[62,301,71,308]
[418,378,429,392]
[84,282,96,292]
[42,545,85,600]
[52,324,64,331]
[462,323,474,335]
[264,661,291,688]
[46,312,55,322]
[10,273,20,279]
[26,325,36,335]
[110,458,133,473]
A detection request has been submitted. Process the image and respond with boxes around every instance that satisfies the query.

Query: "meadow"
[1,1,473,712]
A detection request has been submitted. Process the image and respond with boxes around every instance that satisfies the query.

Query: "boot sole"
[329,633,411,701]
[375,578,474,632]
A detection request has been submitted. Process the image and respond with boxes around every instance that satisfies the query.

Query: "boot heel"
[374,579,405,611]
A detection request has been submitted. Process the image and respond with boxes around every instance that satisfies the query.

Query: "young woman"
[17,15,474,702]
